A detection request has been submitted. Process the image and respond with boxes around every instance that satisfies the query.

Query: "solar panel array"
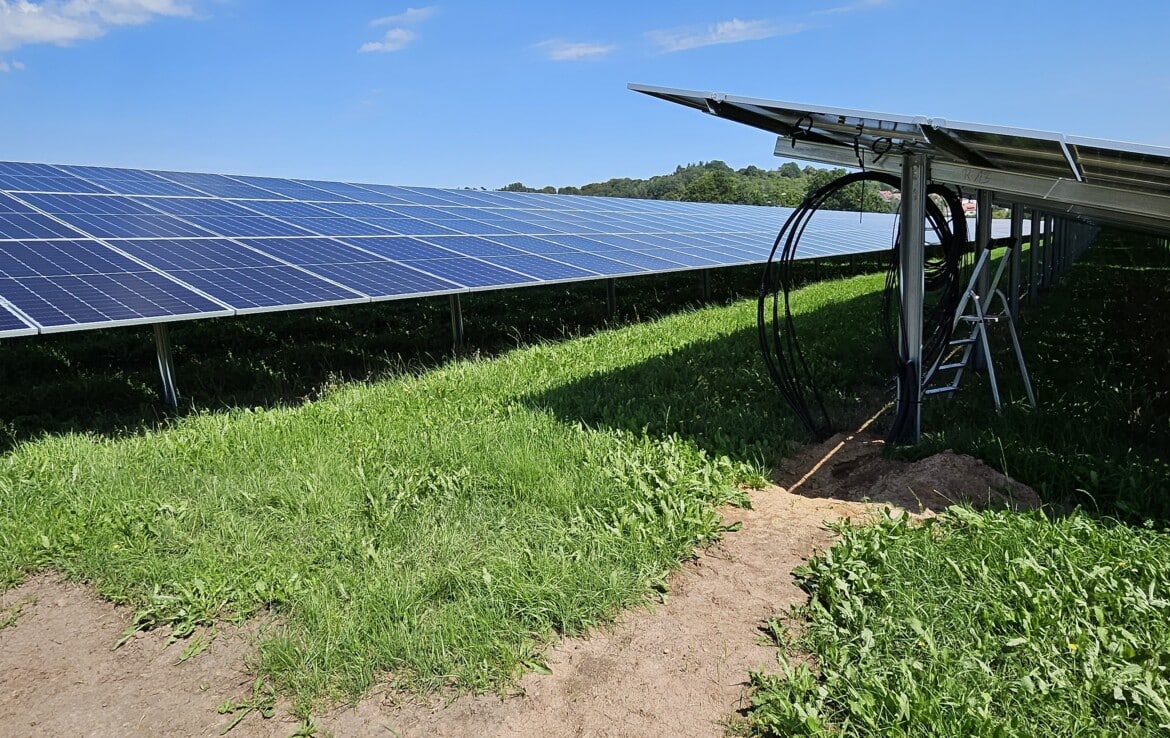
[0,160,909,337]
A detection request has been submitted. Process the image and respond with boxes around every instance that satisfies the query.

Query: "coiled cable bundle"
[758,171,970,443]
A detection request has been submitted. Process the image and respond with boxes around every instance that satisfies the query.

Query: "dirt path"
[0,434,1034,737]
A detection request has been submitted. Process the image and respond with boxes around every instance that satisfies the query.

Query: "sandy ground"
[0,432,1037,737]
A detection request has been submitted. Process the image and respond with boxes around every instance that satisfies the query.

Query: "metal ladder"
[923,247,1036,411]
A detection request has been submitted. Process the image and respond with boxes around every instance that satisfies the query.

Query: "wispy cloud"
[535,39,615,61]
[645,18,808,54]
[0,0,195,52]
[0,58,25,72]
[371,6,436,26]
[812,0,890,15]
[360,5,436,53]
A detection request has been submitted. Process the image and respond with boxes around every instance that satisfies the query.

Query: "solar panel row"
[0,160,909,336]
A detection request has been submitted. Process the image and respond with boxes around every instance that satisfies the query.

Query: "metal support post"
[1043,215,1056,287]
[449,294,465,351]
[605,279,617,317]
[154,323,180,408]
[892,152,928,444]
[1028,210,1040,303]
[973,190,993,371]
[700,269,712,301]
[1009,204,1023,320]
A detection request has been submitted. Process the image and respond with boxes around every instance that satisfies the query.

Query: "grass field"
[0,259,888,715]
[1,232,1167,735]
[747,232,1170,737]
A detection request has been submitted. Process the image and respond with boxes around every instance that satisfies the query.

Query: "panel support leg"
[1028,210,1041,304]
[1009,204,1023,321]
[892,152,928,445]
[606,278,617,317]
[973,189,993,371]
[449,294,465,352]
[700,269,712,302]
[154,323,179,408]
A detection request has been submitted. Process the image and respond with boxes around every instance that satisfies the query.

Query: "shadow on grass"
[905,231,1170,524]
[520,287,893,466]
[2,265,839,452]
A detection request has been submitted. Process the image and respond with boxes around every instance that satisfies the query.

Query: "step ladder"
[922,247,1036,411]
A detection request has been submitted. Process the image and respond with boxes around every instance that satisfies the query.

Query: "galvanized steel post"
[154,323,179,408]
[894,152,928,444]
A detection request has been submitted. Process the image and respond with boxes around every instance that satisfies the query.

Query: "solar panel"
[0,159,914,339]
[0,239,230,332]
[109,238,367,312]
[0,302,36,338]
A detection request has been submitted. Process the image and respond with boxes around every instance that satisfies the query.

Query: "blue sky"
[1,1,1167,189]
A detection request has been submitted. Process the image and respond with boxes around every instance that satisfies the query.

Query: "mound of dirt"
[777,432,1041,513]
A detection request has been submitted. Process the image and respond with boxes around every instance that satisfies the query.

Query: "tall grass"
[748,231,1170,737]
[0,267,887,713]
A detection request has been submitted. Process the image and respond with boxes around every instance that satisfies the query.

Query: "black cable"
[758,172,969,442]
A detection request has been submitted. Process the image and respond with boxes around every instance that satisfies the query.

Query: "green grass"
[750,509,1170,737]
[0,265,888,714]
[911,231,1170,522]
[747,232,1170,737]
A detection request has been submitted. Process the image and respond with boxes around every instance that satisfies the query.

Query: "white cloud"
[371,6,436,27]
[535,39,614,61]
[359,27,415,53]
[0,0,194,52]
[646,18,808,54]
[0,58,26,71]
[360,5,436,54]
[813,0,890,16]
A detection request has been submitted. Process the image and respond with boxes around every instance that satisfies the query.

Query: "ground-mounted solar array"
[0,160,924,337]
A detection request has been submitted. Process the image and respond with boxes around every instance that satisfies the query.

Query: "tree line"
[497,160,894,213]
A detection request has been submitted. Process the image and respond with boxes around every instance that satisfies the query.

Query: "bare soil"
[0,434,1036,737]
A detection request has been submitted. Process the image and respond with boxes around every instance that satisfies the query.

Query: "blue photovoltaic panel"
[480,254,598,281]
[488,235,577,255]
[0,193,87,240]
[0,239,229,331]
[404,258,538,289]
[228,175,357,202]
[59,165,208,197]
[335,236,461,261]
[298,261,461,299]
[316,202,399,219]
[108,238,365,311]
[550,250,651,275]
[0,158,911,339]
[0,162,112,194]
[152,170,293,200]
[294,179,407,204]
[12,192,219,239]
[236,237,463,298]
[0,304,36,338]
[421,235,526,258]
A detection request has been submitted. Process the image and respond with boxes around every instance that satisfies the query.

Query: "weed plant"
[750,509,1170,737]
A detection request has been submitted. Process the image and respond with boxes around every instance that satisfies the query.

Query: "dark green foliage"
[500,161,892,211]
[908,231,1170,523]
[750,509,1170,737]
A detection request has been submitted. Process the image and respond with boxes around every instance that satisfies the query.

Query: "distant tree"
[672,169,739,204]
[500,182,533,192]
[557,186,581,196]
[778,162,803,178]
[805,167,889,212]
